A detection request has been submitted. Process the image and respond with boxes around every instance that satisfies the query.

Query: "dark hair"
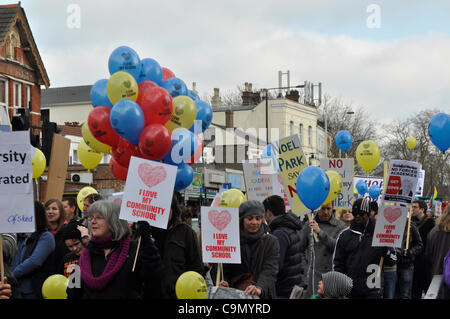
[413,199,427,211]
[369,201,379,214]
[35,201,49,230]
[263,195,285,216]
[170,195,182,224]
[63,197,80,217]
[84,193,103,204]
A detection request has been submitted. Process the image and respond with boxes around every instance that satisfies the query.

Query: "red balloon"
[109,157,128,181]
[139,87,173,125]
[111,137,140,168]
[136,80,158,106]
[186,134,203,165]
[161,67,175,83]
[87,106,120,147]
[138,123,172,160]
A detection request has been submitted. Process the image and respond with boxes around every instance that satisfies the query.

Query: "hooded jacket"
[332,218,390,299]
[269,212,305,298]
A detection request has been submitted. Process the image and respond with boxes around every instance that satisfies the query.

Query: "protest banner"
[201,206,240,264]
[383,160,421,205]
[372,205,408,248]
[270,134,309,216]
[0,131,34,234]
[320,158,354,209]
[243,158,274,202]
[120,156,177,229]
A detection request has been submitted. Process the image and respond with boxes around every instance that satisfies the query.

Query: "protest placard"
[0,131,35,233]
[372,205,408,248]
[201,206,241,264]
[243,158,274,202]
[270,134,309,216]
[383,160,421,204]
[320,158,354,209]
[120,156,177,229]
[415,169,425,197]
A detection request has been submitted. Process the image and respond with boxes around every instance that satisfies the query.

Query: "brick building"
[0,3,49,133]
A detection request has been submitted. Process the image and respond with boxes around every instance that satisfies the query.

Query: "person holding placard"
[13,201,56,299]
[299,201,347,298]
[147,195,204,299]
[220,200,280,299]
[67,200,164,299]
[263,195,306,298]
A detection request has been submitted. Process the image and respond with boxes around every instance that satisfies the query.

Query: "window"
[0,79,8,125]
[299,124,303,145]
[308,126,312,146]
[290,121,294,135]
[73,149,79,163]
[13,82,21,115]
[26,85,31,108]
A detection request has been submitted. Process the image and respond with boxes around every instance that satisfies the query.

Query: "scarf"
[79,234,130,291]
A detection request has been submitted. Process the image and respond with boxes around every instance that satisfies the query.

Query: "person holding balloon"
[147,195,205,299]
[219,200,280,299]
[13,201,56,299]
[66,200,164,299]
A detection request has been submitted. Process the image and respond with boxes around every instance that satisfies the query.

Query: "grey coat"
[300,214,347,298]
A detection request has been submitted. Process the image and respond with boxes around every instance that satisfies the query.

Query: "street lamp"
[262,84,305,144]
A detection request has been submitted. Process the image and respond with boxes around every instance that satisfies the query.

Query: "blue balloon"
[428,112,450,153]
[335,130,353,152]
[160,77,188,98]
[108,46,141,80]
[174,162,194,191]
[189,100,212,133]
[296,166,330,211]
[90,79,113,108]
[188,90,200,102]
[138,58,163,85]
[161,128,198,165]
[110,100,145,145]
[368,184,381,200]
[356,180,368,196]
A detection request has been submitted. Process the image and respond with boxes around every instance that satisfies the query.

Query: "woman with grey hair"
[67,200,164,299]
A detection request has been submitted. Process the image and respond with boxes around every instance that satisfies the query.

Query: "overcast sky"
[18,0,450,124]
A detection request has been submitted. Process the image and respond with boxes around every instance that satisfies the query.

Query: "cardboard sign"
[45,134,71,201]
[0,131,35,233]
[201,206,241,264]
[243,158,274,202]
[320,158,354,209]
[372,205,408,248]
[383,160,421,205]
[119,156,177,229]
[270,135,309,216]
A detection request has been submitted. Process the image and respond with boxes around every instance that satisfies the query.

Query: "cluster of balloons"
[296,166,343,211]
[175,271,207,299]
[81,46,213,191]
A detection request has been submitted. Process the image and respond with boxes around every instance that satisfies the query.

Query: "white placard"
[372,205,408,248]
[320,158,354,209]
[119,156,177,229]
[383,160,422,205]
[415,169,425,197]
[243,158,274,202]
[271,173,292,212]
[201,206,241,264]
[0,131,35,233]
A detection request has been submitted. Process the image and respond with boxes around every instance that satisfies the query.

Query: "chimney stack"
[242,82,252,106]
[286,90,300,102]
[225,103,234,128]
[211,88,222,108]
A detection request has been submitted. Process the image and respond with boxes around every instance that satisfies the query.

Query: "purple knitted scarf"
[79,234,130,291]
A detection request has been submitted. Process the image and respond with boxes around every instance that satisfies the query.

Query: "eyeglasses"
[87,215,104,222]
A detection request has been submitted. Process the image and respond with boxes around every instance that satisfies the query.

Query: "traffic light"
[42,121,61,164]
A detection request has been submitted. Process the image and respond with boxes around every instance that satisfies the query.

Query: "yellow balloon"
[81,122,112,154]
[175,271,207,299]
[406,136,417,149]
[165,96,197,132]
[323,170,343,205]
[106,71,138,105]
[42,274,68,299]
[78,140,103,171]
[356,140,380,174]
[32,148,46,180]
[77,186,98,212]
[219,188,246,208]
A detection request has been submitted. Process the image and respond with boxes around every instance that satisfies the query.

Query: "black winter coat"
[67,236,164,299]
[395,222,423,268]
[269,212,305,298]
[333,218,390,299]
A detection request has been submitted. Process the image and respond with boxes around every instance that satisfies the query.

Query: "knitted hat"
[322,271,353,299]
[63,224,82,241]
[352,197,371,215]
[239,200,265,220]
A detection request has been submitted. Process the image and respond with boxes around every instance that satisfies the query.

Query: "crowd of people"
[0,191,449,300]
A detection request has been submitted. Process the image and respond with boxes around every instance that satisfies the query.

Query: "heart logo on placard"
[384,207,402,223]
[208,209,232,231]
[138,163,167,188]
